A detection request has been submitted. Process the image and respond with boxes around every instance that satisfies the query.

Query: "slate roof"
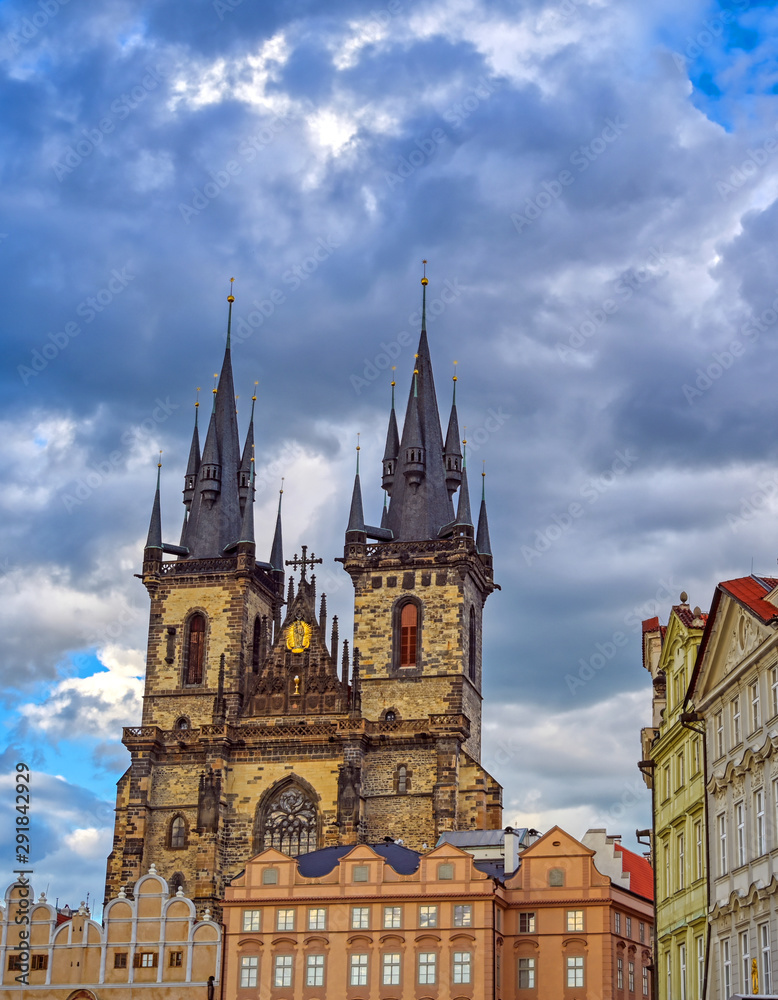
[614,843,653,901]
[295,843,421,878]
[436,829,528,848]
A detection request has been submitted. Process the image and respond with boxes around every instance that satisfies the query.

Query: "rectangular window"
[626,917,632,938]
[677,749,685,787]
[453,951,472,984]
[697,935,704,998]
[438,862,454,880]
[614,911,621,934]
[761,922,772,993]
[418,952,437,985]
[732,695,741,745]
[454,904,472,927]
[419,905,437,928]
[693,736,701,774]
[276,908,294,931]
[756,788,766,856]
[718,813,728,875]
[694,820,703,881]
[751,680,760,732]
[679,942,687,1000]
[618,957,624,989]
[240,955,258,988]
[715,711,724,758]
[567,909,584,932]
[168,951,182,968]
[496,951,501,987]
[7,955,23,971]
[664,842,671,896]
[350,954,368,987]
[722,939,731,996]
[352,864,369,882]
[242,909,261,931]
[306,954,325,987]
[639,921,645,943]
[114,953,128,969]
[741,930,751,995]
[643,965,649,997]
[678,831,685,889]
[567,956,584,988]
[382,953,401,986]
[274,955,293,988]
[771,666,778,719]
[519,911,536,933]
[663,763,671,801]
[518,957,535,988]
[135,952,157,968]
[666,952,672,999]
[308,907,326,930]
[629,960,635,992]
[736,801,746,866]
[383,905,402,928]
[31,955,47,971]
[351,906,370,929]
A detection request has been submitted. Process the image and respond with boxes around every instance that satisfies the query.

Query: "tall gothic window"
[256,782,318,856]
[252,616,262,673]
[185,613,205,685]
[169,815,187,850]
[399,602,418,667]
[468,606,477,681]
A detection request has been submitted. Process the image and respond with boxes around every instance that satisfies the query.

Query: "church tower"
[106,275,501,916]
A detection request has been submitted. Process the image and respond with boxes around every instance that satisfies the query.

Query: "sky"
[1,0,778,913]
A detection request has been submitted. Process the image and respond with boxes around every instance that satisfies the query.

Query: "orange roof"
[719,576,778,623]
[615,843,653,901]
[642,616,660,633]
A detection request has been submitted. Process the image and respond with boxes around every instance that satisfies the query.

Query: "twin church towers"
[106,273,501,912]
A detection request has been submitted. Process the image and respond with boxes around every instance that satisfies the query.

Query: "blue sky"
[2,0,778,910]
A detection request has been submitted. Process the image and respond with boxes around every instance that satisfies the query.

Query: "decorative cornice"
[706,730,778,793]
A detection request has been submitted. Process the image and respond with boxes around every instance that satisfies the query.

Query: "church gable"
[244,570,347,717]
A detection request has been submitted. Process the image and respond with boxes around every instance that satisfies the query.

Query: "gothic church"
[105,275,501,913]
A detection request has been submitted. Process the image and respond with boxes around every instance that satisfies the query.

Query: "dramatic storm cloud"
[1,0,778,903]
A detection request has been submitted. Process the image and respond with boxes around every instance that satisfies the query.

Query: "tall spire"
[183,281,243,558]
[443,362,463,498]
[145,453,163,551]
[381,370,400,494]
[239,382,257,514]
[476,464,492,556]
[236,448,256,545]
[182,390,201,510]
[269,481,284,573]
[455,434,473,533]
[385,263,454,541]
[346,435,366,539]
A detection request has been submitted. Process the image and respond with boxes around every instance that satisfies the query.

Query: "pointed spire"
[341,639,350,687]
[476,463,492,556]
[330,614,339,665]
[236,449,256,545]
[346,436,366,538]
[319,592,327,636]
[145,452,163,551]
[455,435,473,532]
[443,363,463,498]
[286,574,295,607]
[382,370,400,494]
[239,382,257,513]
[421,258,428,332]
[380,491,389,529]
[269,481,284,573]
[182,389,201,512]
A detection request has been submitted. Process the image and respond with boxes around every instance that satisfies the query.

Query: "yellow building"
[640,596,708,1000]
[0,868,220,997]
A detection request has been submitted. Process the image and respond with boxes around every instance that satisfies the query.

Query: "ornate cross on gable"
[285,544,323,582]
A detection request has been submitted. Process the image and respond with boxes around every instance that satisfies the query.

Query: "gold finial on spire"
[391,365,396,387]
[253,380,258,402]
[235,394,239,415]
[280,476,284,495]
[251,443,255,465]
[227,276,235,303]
[213,373,218,395]
[421,259,428,286]
[463,426,467,447]
[453,360,458,382]
[195,387,200,408]
[356,431,361,452]
[158,450,162,469]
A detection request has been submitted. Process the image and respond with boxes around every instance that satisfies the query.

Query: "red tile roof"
[615,843,653,901]
[719,576,778,623]
[673,605,707,628]
[642,616,660,633]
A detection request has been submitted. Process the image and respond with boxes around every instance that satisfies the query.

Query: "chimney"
[503,826,519,876]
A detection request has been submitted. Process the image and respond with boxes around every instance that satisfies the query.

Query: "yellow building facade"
[640,598,707,1000]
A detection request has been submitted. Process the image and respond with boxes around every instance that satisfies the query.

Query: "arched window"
[255,781,318,856]
[468,606,477,681]
[175,716,190,731]
[169,872,186,895]
[251,616,262,673]
[397,765,408,794]
[400,602,418,667]
[185,614,205,685]
[169,815,187,850]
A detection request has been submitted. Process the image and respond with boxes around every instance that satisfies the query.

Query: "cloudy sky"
[1,0,777,911]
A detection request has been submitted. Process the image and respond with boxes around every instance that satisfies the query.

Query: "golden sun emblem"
[285,616,311,654]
